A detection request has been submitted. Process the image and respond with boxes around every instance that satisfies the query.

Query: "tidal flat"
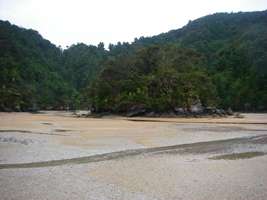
[0,112,267,200]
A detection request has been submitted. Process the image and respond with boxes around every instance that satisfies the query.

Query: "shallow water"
[1,134,266,169]
[210,151,266,160]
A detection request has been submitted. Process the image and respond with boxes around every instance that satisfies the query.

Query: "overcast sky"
[0,0,266,48]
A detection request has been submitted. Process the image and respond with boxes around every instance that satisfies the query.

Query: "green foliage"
[62,43,107,90]
[0,20,72,110]
[1,10,267,112]
[89,45,218,113]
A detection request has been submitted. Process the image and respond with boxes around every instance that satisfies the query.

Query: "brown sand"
[0,111,267,200]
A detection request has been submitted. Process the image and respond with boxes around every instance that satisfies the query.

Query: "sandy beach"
[0,111,267,199]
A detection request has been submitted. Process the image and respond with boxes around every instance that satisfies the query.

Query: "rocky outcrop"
[90,102,234,118]
[126,105,146,117]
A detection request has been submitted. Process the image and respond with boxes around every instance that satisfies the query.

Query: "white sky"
[0,0,266,48]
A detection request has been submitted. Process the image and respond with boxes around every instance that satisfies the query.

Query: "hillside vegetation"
[0,10,266,112]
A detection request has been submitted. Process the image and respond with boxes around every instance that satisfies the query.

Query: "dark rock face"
[126,108,146,117]
[125,105,147,117]
[125,106,230,118]
[93,102,231,118]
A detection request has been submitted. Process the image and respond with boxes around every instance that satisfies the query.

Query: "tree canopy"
[0,10,266,112]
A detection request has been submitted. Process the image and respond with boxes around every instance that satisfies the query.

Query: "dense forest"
[0,10,266,113]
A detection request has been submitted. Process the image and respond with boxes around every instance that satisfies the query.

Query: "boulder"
[174,107,186,115]
[126,105,147,117]
[190,102,204,114]
[145,112,158,117]
[74,110,91,117]
[226,108,234,115]
[160,111,177,117]
[234,112,244,118]
[204,107,216,114]
[215,109,224,116]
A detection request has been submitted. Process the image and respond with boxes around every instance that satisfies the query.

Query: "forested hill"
[0,20,69,111]
[129,11,267,69]
[0,21,107,110]
[0,10,266,112]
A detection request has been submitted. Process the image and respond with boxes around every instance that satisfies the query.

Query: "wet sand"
[0,112,267,199]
